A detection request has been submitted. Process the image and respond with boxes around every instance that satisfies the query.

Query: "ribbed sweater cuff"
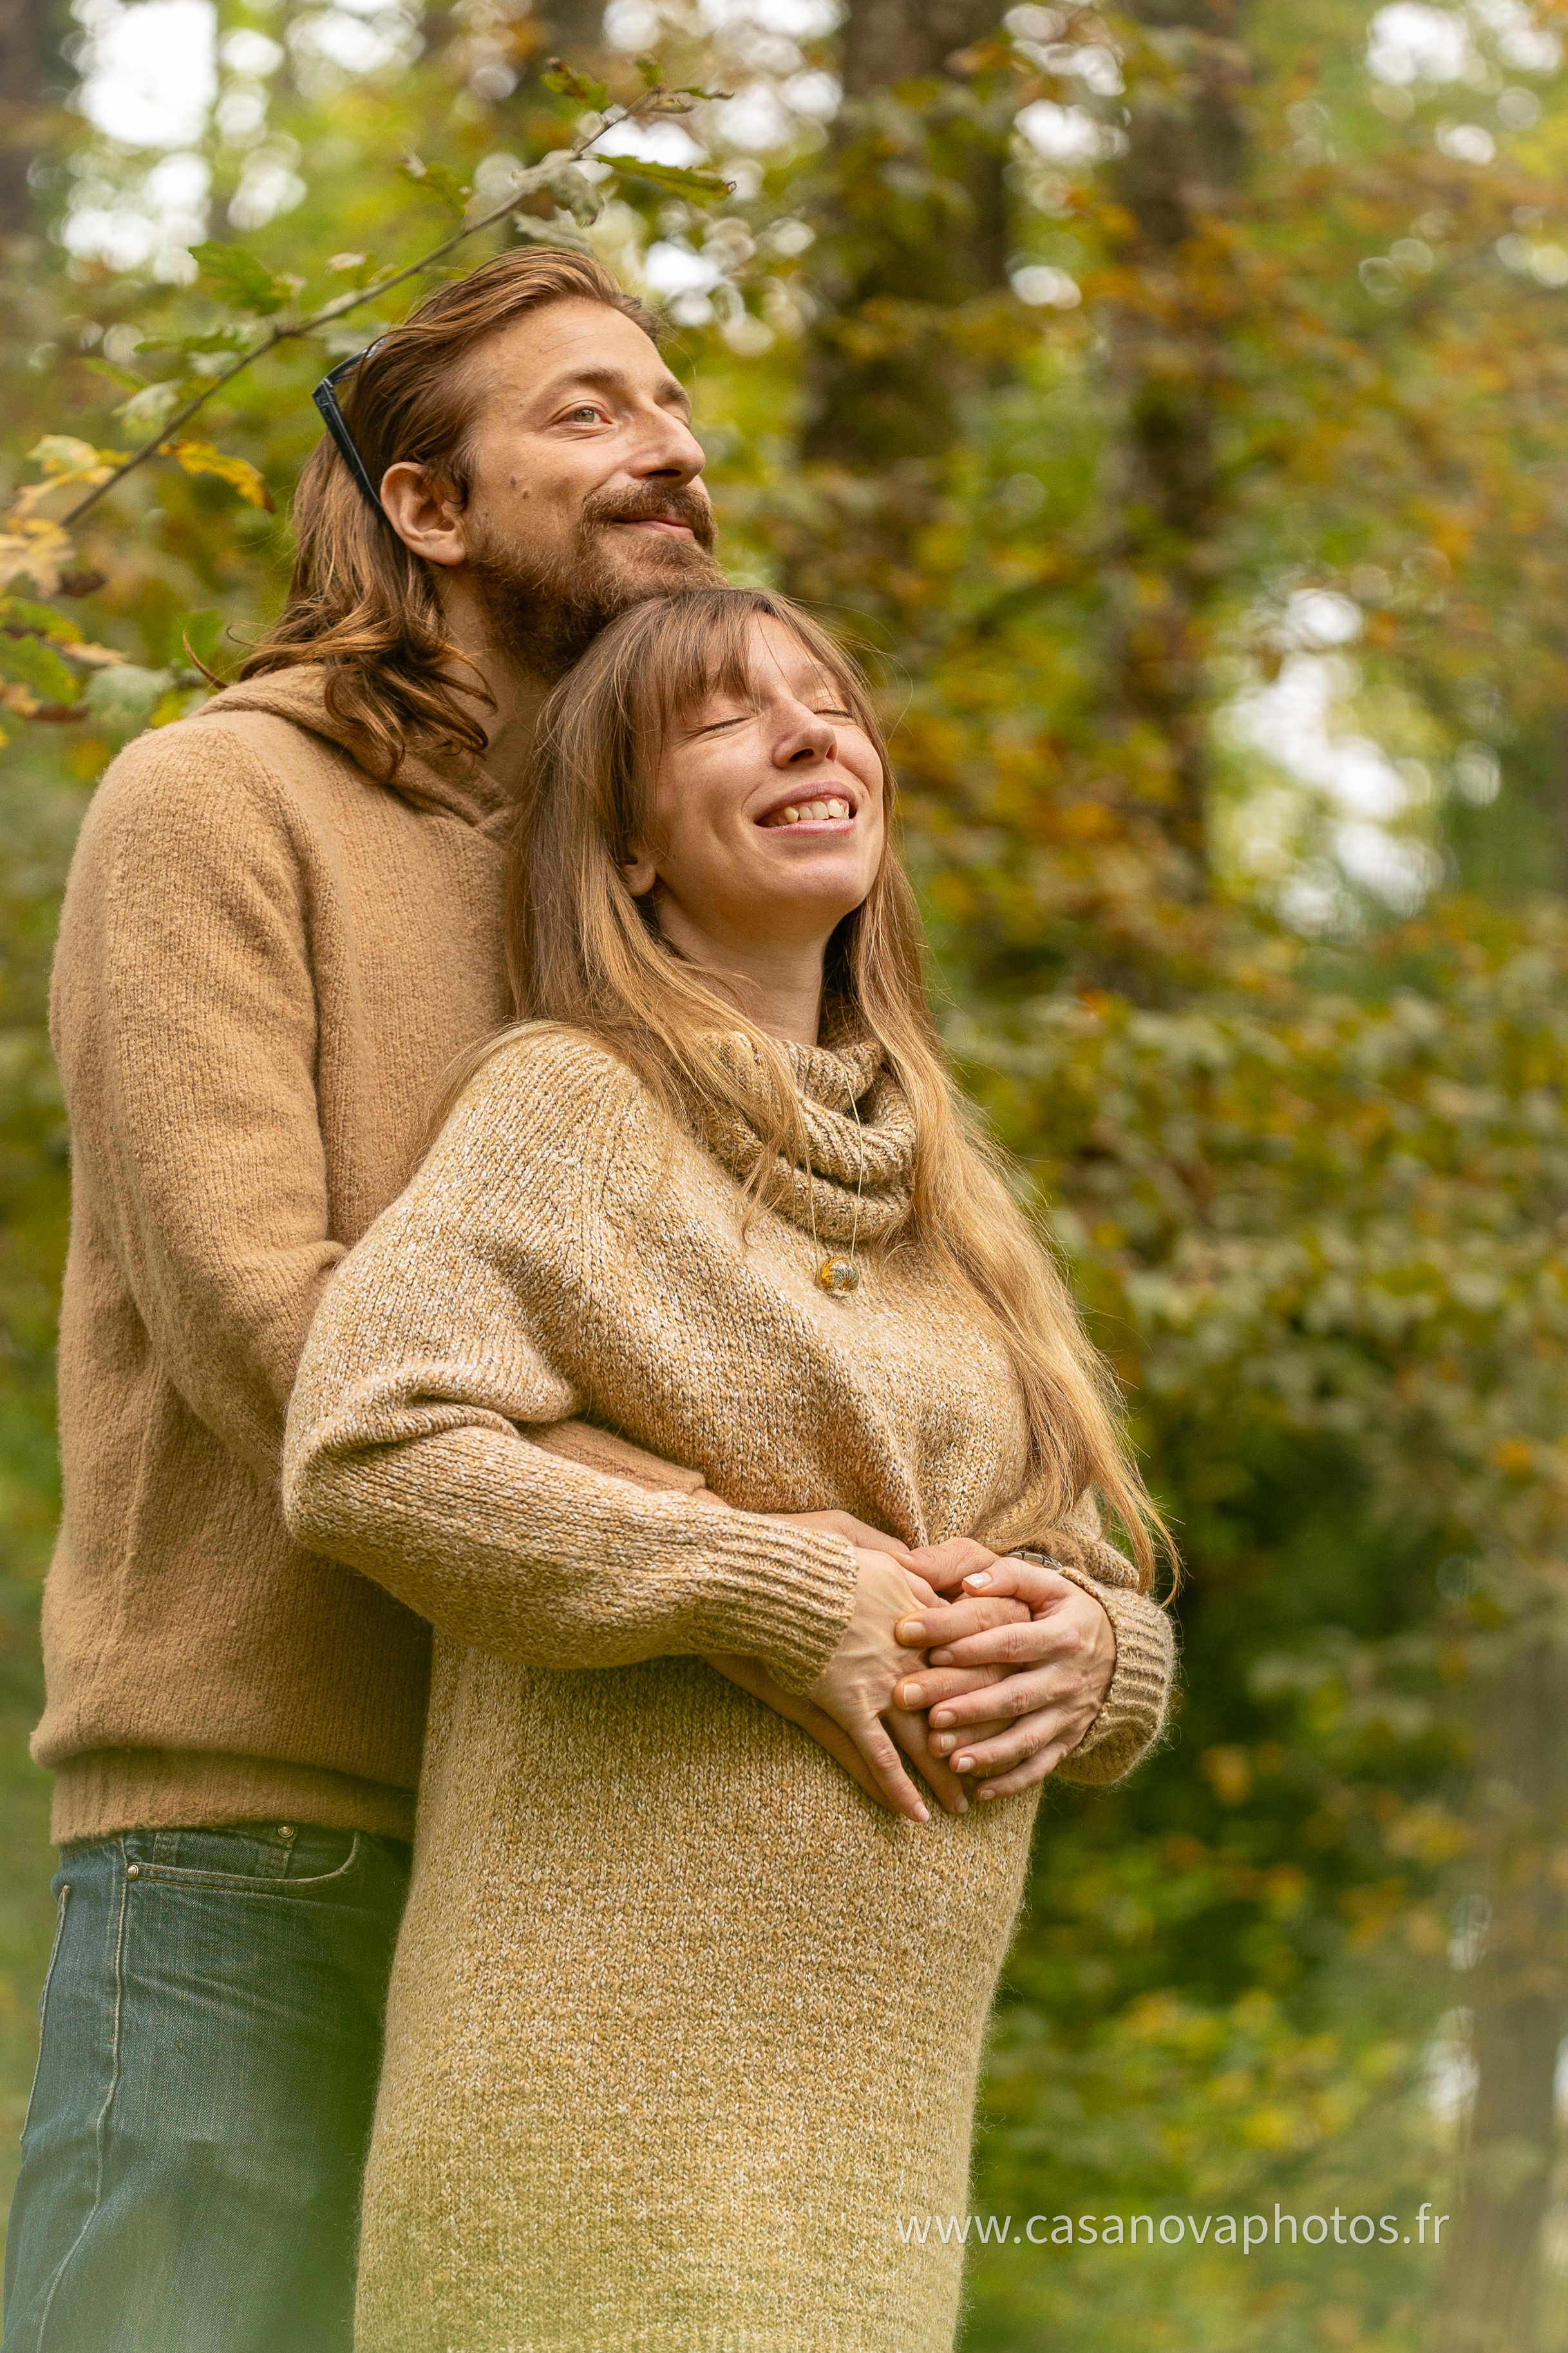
[692,1518,859,1695]
[1050,1563,1175,1787]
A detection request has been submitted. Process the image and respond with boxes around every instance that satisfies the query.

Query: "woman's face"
[625,616,886,960]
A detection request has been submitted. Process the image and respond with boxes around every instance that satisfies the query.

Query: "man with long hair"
[2,247,730,2353]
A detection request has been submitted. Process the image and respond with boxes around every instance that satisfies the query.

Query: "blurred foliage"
[4,0,1568,2343]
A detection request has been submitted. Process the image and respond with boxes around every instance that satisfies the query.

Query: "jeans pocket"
[130,1825,363,1892]
[21,1880,72,2140]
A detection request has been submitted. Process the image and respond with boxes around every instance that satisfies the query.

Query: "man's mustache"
[581,483,717,552]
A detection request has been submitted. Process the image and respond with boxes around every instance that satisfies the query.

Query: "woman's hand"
[894,1552,1116,1800]
[804,1547,941,1822]
[710,1513,974,1814]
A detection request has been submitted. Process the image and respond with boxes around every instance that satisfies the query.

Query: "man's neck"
[437,585,560,794]
[475,662,553,789]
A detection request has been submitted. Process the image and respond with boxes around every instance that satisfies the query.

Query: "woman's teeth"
[764,798,850,827]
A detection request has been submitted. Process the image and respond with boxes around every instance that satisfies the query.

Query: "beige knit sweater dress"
[283,1027,1174,2353]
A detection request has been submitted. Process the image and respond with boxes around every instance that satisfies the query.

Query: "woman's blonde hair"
[457,586,1169,1585]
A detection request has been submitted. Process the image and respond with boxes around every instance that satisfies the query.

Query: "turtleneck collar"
[692,1032,917,1246]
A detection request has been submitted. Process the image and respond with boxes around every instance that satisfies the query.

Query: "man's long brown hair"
[239,248,660,781]
[445,587,1171,1583]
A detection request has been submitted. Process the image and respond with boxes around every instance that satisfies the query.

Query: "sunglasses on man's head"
[312,346,387,518]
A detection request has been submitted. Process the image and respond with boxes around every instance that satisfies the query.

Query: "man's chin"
[599,530,724,598]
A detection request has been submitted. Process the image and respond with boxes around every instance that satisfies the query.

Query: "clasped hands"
[706,1514,1116,1826]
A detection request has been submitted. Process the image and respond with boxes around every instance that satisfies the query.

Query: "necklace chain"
[805,1079,866,1299]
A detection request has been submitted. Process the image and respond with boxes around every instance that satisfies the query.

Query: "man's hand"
[791,1545,963,1822]
[766,1509,911,1556]
[703,1516,1006,1816]
[894,1548,1116,1799]
[701,1652,886,1805]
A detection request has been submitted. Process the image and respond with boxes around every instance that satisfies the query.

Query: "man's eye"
[565,404,605,423]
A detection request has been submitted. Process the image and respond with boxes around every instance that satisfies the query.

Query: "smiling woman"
[618,611,887,1043]
[281,587,1176,2352]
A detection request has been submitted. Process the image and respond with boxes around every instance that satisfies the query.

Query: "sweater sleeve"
[50,735,342,1481]
[281,1036,859,1695]
[980,1482,1176,1785]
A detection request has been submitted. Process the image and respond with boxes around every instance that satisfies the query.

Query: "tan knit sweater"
[39,669,516,1843]
[283,1027,1175,2353]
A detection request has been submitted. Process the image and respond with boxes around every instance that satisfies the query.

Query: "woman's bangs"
[634,593,885,776]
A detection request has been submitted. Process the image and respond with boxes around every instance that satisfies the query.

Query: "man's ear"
[380,463,469,570]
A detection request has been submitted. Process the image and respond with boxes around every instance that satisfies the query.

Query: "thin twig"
[57,95,664,531]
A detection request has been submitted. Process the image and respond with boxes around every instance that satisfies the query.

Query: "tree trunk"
[800,0,1010,474]
[1436,1636,1568,2353]
[1099,1,1250,872]
[0,0,57,236]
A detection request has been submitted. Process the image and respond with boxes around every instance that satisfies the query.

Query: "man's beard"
[469,481,724,678]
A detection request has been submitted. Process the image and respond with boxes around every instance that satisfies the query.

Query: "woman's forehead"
[703,616,842,702]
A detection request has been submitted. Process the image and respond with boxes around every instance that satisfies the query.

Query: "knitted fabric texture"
[39,667,516,1842]
[695,1030,917,1243]
[283,1026,1175,2353]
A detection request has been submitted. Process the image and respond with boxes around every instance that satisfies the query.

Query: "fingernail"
[931,1708,954,1728]
[929,1648,954,1666]
[898,1681,923,1708]
[914,1802,930,1823]
[954,1753,975,1771]
[932,1733,954,1753]
[977,1786,997,1800]
[963,1570,992,1588]
[896,1618,927,1643]
[952,1795,968,1814]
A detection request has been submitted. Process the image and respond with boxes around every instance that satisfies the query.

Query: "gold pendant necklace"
[807,1086,866,1298]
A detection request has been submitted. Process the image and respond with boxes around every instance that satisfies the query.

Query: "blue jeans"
[3,1822,410,2353]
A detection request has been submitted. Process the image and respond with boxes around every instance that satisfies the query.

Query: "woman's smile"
[756,786,858,831]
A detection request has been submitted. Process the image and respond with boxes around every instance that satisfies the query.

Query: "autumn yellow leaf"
[0,521,76,596]
[9,439,129,523]
[164,441,274,512]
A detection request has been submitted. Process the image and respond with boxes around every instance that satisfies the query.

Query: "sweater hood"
[190,665,516,832]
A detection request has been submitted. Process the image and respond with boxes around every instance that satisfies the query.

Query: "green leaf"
[324,252,383,289]
[596,155,733,200]
[82,357,146,392]
[190,240,294,317]
[83,662,176,745]
[1,597,82,645]
[399,157,472,218]
[135,329,252,357]
[178,609,224,671]
[541,61,610,109]
[0,632,82,705]
[117,381,192,433]
[635,53,663,88]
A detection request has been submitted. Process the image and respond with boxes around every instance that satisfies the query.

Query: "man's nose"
[627,406,706,482]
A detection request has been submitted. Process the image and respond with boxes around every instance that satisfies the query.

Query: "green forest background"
[3,0,1568,2343]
